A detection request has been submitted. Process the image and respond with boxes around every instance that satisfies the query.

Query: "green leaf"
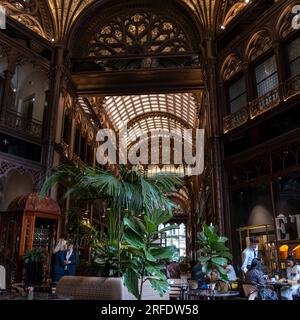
[123,269,139,299]
[203,224,218,241]
[218,236,228,243]
[148,278,170,297]
[145,266,167,281]
[124,230,145,249]
[150,246,177,260]
[144,216,157,233]
[212,257,227,266]
[144,249,157,262]
[156,225,179,234]
[124,217,141,235]
[198,256,210,263]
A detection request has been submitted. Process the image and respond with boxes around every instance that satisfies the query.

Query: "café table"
[169,283,189,300]
[185,289,240,300]
[265,280,291,300]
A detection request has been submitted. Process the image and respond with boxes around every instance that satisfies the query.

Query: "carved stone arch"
[276,2,300,39]
[220,53,242,81]
[245,30,273,62]
[69,0,201,58]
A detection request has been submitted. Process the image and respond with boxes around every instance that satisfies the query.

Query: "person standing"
[241,236,259,275]
[64,243,79,276]
[52,239,67,284]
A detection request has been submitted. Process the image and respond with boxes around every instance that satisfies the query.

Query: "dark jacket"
[65,251,79,276]
[52,251,66,283]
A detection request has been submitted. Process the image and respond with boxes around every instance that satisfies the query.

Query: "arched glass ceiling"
[103,93,197,131]
[127,116,187,143]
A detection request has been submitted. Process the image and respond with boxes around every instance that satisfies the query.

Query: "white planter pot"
[56,276,169,300]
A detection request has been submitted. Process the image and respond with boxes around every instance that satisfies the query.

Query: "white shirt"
[226,265,237,281]
[241,247,258,274]
[65,249,73,270]
[0,265,5,290]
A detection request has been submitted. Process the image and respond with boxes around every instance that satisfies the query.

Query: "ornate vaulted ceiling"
[102,93,197,144]
[3,0,250,41]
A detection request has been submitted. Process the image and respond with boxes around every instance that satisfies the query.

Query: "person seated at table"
[281,256,300,300]
[224,261,237,282]
[167,261,181,279]
[245,258,278,300]
[191,262,208,289]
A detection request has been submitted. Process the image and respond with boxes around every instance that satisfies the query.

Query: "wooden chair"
[169,279,184,300]
[242,283,258,300]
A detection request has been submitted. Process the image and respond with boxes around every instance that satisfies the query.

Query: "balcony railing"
[249,86,281,119]
[4,109,43,139]
[223,106,248,134]
[284,73,300,101]
[223,72,300,133]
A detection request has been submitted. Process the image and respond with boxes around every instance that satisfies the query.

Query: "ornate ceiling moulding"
[181,0,249,37]
[2,0,54,40]
[47,0,95,41]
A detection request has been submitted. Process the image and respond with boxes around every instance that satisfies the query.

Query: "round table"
[265,281,291,300]
[186,289,240,300]
[169,283,189,300]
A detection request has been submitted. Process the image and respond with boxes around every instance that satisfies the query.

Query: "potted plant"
[23,249,46,286]
[93,209,179,299]
[40,164,182,299]
[197,224,232,292]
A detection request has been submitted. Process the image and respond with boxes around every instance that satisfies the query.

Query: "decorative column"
[0,48,17,124]
[43,45,65,175]
[205,39,225,234]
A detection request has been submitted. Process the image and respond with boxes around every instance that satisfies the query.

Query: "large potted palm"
[40,164,182,299]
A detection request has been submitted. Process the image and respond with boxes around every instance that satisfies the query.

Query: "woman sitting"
[245,258,277,300]
[281,256,300,300]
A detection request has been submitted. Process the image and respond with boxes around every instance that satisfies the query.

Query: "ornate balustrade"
[223,72,300,133]
[249,85,281,119]
[4,109,43,139]
[284,73,300,101]
[223,106,248,133]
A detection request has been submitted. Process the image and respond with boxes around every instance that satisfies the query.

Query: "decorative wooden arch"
[245,30,273,62]
[221,53,243,81]
[276,1,300,39]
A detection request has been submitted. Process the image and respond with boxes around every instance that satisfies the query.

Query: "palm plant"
[40,164,182,299]
[40,164,182,216]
